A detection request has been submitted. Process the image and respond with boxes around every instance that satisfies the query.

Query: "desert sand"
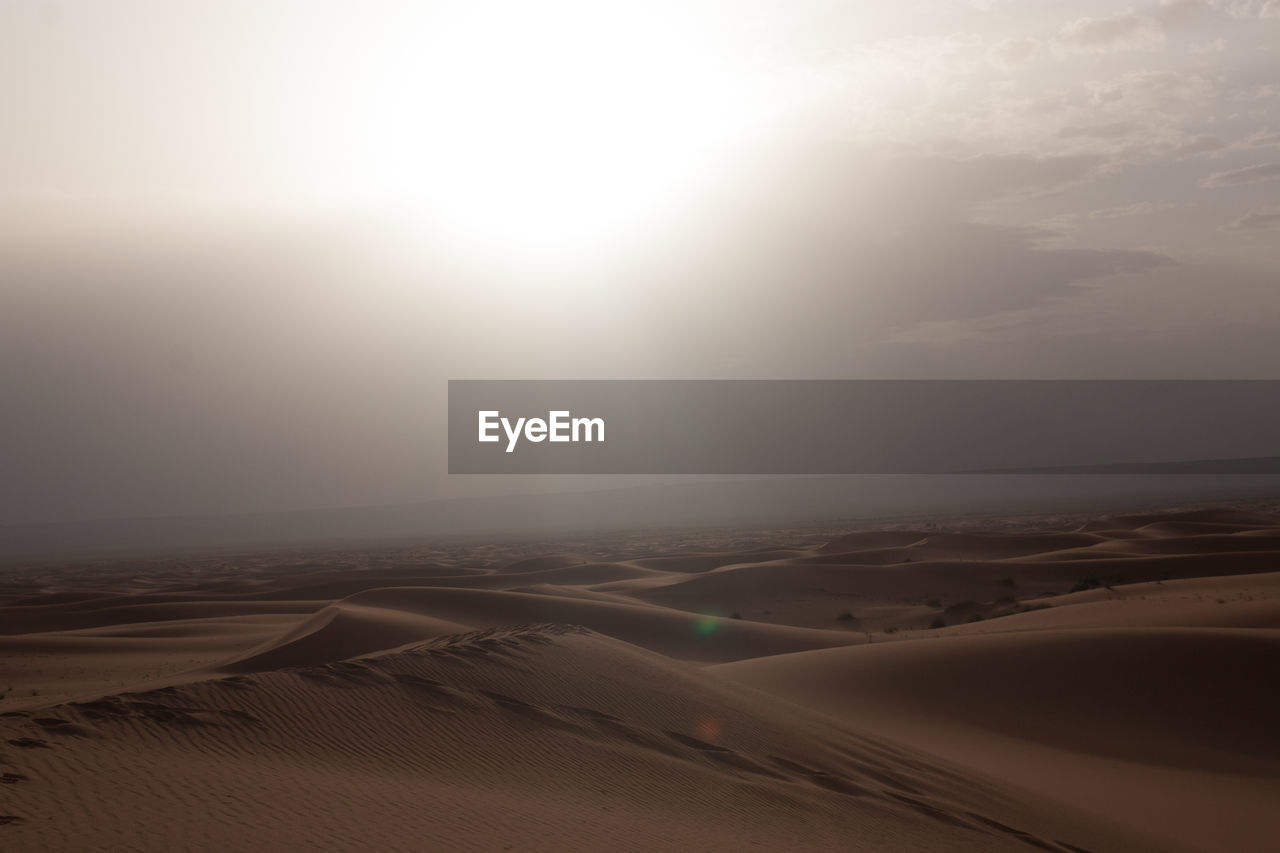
[2,505,1278,851]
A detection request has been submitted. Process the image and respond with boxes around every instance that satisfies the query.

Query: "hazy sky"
[3,1,1280,522]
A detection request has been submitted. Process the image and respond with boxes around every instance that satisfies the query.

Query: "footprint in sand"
[27,717,98,738]
[964,812,1088,853]
[297,670,347,687]
[137,686,179,697]
[519,634,554,645]
[475,638,524,656]
[662,730,730,752]
[552,710,681,756]
[881,792,978,830]
[391,674,466,714]
[553,705,621,723]
[32,717,73,731]
[392,674,465,702]
[217,709,261,725]
[478,691,585,733]
[846,760,923,795]
[659,731,788,780]
[6,738,50,750]
[767,756,868,795]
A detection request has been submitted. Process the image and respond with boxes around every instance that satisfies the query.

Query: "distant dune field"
[2,506,1278,851]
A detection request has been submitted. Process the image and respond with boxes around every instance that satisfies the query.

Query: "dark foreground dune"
[2,506,1279,851]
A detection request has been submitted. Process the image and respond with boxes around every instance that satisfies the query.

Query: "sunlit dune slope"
[0,627,1143,853]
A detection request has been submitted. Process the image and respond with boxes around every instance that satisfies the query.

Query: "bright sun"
[366,1,754,256]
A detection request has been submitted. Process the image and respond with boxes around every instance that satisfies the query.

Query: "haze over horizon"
[4,0,1280,524]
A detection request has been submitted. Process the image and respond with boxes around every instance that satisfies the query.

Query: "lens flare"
[696,714,722,743]
[694,614,720,636]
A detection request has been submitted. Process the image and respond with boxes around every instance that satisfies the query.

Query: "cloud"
[884,258,1280,372]
[1088,201,1177,218]
[856,222,1173,324]
[681,146,1170,331]
[1172,134,1228,157]
[1212,0,1280,19]
[1243,129,1280,148]
[1087,70,1216,112]
[1056,10,1166,53]
[1233,82,1280,102]
[1200,161,1280,186]
[1059,122,1137,139]
[988,36,1039,69]
[1222,208,1280,230]
[1154,0,1229,30]
[1190,36,1226,53]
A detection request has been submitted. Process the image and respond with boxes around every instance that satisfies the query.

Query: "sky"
[3,0,1280,523]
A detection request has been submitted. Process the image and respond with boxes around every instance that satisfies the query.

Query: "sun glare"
[366,1,754,256]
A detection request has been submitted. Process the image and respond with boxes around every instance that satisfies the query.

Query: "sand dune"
[714,628,1280,852]
[3,505,1280,850]
[223,604,475,672]
[1,627,1151,852]
[253,585,867,666]
[714,627,1280,772]
[0,598,322,635]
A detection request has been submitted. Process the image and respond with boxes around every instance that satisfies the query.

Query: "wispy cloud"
[987,36,1039,68]
[1212,0,1280,20]
[1172,134,1227,157]
[1055,11,1166,53]
[1059,122,1137,139]
[1222,208,1280,230]
[1242,129,1280,148]
[1201,162,1280,186]
[1088,201,1177,218]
